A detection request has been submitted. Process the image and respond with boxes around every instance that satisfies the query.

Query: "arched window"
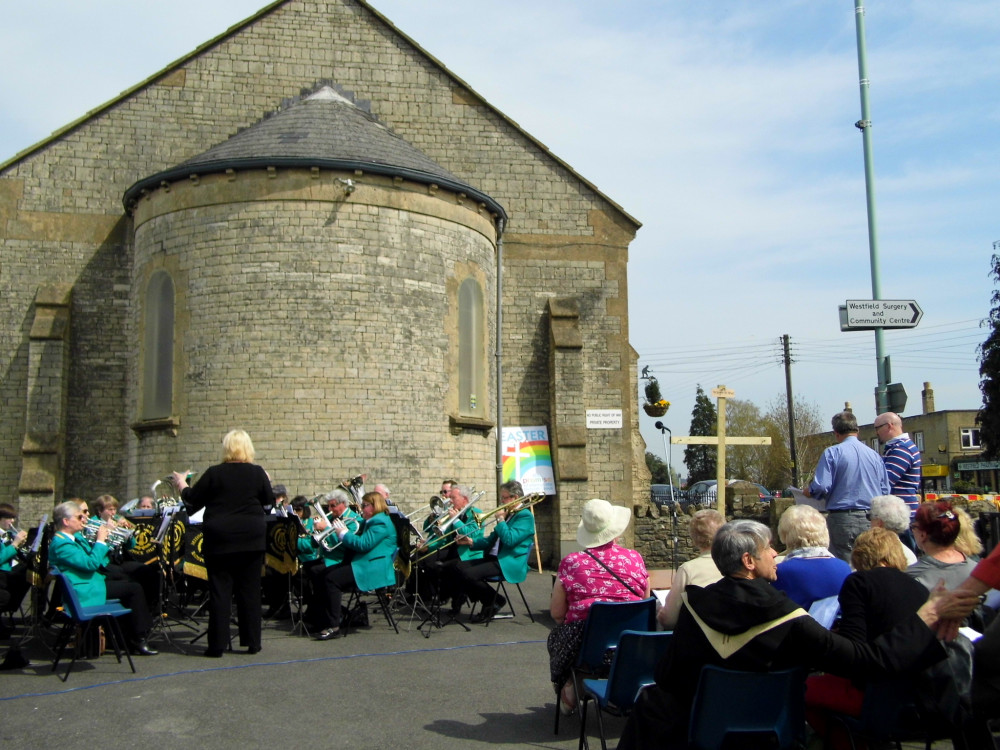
[142,271,174,420]
[458,277,485,417]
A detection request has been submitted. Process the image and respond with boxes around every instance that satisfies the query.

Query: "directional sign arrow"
[839,299,923,331]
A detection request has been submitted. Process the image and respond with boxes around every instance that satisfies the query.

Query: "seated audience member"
[870,494,919,565]
[314,491,395,641]
[907,500,977,591]
[616,519,974,750]
[657,509,723,630]
[549,498,649,714]
[48,501,158,656]
[805,528,961,747]
[454,480,535,623]
[772,505,852,610]
[934,543,1000,730]
[952,505,983,561]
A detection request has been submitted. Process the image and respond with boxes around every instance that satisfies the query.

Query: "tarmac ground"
[0,570,615,750]
[0,569,962,750]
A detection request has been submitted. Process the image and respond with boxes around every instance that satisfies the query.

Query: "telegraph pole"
[782,334,800,487]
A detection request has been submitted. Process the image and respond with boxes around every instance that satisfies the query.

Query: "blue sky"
[2,1,997,478]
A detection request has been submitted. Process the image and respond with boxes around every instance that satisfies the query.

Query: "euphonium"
[152,469,194,512]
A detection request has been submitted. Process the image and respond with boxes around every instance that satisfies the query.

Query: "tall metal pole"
[854,0,889,414]
[782,334,800,487]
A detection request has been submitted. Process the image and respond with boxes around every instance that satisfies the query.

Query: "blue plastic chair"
[554,597,658,734]
[579,630,674,750]
[49,567,136,682]
[687,665,806,750]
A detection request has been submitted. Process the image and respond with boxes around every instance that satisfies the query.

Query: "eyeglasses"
[75,514,86,520]
[873,423,889,431]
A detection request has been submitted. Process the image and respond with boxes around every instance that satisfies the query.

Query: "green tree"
[684,385,717,483]
[979,253,1000,458]
[726,398,785,488]
[645,451,669,484]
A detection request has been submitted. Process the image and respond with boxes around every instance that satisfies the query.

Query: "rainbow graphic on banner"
[501,426,555,495]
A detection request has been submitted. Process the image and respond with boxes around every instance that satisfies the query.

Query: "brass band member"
[171,429,274,657]
[415,483,484,615]
[454,480,536,623]
[0,503,31,625]
[314,492,396,641]
[90,494,160,611]
[303,489,360,628]
[49,501,158,655]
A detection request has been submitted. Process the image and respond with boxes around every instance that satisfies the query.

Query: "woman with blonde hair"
[805,527,934,747]
[772,504,851,610]
[656,509,723,629]
[172,429,274,657]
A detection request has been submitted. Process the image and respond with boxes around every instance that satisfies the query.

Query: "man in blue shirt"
[804,411,890,562]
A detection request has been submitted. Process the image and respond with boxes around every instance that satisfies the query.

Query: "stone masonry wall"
[0,0,639,535]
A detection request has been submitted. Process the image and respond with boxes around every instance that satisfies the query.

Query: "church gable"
[0,0,643,564]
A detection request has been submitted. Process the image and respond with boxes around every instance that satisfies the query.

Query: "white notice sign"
[586,409,623,429]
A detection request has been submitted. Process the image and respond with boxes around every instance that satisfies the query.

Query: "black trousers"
[105,560,159,612]
[314,562,356,630]
[452,556,503,606]
[0,568,31,613]
[105,578,153,642]
[204,551,263,653]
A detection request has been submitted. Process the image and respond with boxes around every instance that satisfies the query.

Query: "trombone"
[413,491,488,563]
[476,492,546,525]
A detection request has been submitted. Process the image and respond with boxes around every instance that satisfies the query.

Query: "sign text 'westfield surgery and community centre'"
[839,299,923,330]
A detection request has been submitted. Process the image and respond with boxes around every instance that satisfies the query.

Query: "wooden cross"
[670,385,772,494]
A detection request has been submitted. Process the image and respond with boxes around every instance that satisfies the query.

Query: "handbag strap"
[585,549,643,598]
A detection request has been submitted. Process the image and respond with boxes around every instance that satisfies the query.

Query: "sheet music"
[30,514,48,552]
[788,487,825,511]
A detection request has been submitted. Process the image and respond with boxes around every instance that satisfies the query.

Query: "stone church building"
[0,0,644,565]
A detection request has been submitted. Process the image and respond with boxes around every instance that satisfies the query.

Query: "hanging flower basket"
[643,401,669,417]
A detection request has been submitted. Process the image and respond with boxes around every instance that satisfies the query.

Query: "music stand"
[12,517,55,654]
[285,514,313,638]
[147,510,200,648]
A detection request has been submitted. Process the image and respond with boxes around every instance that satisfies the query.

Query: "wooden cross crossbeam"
[669,385,771,493]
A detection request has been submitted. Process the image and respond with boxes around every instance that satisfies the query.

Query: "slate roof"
[124,85,506,220]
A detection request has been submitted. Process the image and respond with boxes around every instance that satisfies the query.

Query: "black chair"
[579,630,674,750]
[687,665,806,750]
[554,597,658,734]
[48,568,136,682]
[468,575,534,626]
[341,549,400,636]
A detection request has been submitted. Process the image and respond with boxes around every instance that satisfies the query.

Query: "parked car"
[650,484,686,507]
[685,480,718,507]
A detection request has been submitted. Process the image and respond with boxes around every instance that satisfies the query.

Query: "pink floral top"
[558,542,648,623]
